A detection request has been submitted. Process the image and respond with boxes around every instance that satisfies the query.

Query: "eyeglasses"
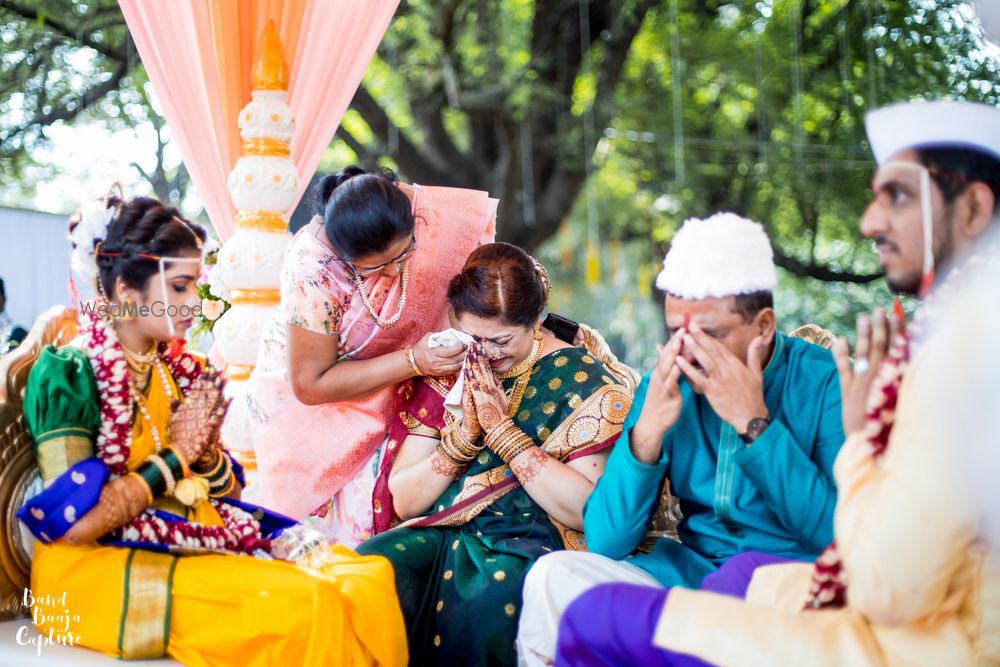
[336,236,417,278]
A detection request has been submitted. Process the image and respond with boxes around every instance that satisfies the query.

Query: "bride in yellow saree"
[18,193,405,666]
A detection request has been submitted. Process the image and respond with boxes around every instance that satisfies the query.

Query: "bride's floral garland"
[77,310,268,555]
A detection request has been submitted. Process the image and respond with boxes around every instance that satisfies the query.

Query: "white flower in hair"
[70,198,115,299]
[655,212,777,300]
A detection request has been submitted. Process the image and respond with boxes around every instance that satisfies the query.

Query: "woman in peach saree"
[224,166,497,546]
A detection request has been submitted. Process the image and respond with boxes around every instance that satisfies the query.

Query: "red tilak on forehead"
[683,313,691,330]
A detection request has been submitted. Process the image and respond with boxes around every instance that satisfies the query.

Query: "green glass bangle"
[191,450,225,477]
[159,448,186,483]
[207,455,233,488]
[136,460,167,497]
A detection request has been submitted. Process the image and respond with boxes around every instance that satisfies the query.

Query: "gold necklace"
[353,262,409,328]
[127,358,173,452]
[122,342,158,376]
[497,335,544,380]
[500,335,544,416]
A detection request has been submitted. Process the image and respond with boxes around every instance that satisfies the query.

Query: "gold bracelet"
[208,455,234,490]
[405,348,424,376]
[436,425,479,466]
[127,472,154,506]
[437,437,475,465]
[495,435,534,463]
[484,418,519,450]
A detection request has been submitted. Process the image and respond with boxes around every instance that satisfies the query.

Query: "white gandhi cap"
[655,212,777,300]
[865,99,1000,165]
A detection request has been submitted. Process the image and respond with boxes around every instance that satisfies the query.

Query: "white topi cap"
[655,212,777,299]
[865,99,1000,297]
[865,99,1000,166]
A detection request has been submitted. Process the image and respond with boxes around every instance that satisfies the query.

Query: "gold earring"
[118,295,136,322]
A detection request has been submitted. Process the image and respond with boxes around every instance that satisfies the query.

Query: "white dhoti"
[517,550,662,667]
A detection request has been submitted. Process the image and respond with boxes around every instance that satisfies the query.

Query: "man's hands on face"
[674,322,769,434]
[631,330,684,465]
[833,307,901,435]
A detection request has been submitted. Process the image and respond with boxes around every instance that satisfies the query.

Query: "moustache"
[873,237,899,252]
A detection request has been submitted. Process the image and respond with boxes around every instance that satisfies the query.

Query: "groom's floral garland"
[805,326,909,609]
[77,310,268,555]
[805,234,1000,610]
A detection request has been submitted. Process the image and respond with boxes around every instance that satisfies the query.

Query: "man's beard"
[886,269,921,296]
[885,215,955,298]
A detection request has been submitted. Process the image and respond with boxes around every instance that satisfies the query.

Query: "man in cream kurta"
[554,100,1000,666]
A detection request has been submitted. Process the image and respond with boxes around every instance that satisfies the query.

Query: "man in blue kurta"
[517,213,844,667]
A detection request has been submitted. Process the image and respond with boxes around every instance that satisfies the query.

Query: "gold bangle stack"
[405,348,424,377]
[192,449,225,477]
[435,422,480,466]
[207,455,234,497]
[193,448,235,497]
[486,418,535,463]
[211,470,237,498]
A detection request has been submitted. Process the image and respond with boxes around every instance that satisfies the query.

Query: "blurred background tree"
[2,0,998,367]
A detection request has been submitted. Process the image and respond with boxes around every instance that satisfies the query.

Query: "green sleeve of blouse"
[23,346,101,481]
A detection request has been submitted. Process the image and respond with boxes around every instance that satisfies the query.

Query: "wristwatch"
[739,417,770,445]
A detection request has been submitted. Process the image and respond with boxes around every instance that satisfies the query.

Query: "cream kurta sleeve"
[651,337,983,667]
[834,344,978,625]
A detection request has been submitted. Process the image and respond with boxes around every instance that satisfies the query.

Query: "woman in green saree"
[357,242,635,666]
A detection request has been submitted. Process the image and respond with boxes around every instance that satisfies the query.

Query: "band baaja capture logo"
[17,589,82,656]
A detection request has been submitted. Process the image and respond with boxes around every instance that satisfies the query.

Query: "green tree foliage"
[1,0,997,363]
[0,0,187,205]
[531,0,999,365]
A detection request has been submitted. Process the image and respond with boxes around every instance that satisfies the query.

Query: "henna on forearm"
[61,474,151,546]
[430,450,460,478]
[510,447,549,484]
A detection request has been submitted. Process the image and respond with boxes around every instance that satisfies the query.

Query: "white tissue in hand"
[428,328,474,349]
[425,328,474,419]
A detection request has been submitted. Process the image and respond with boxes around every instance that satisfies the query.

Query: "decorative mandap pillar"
[213,22,297,382]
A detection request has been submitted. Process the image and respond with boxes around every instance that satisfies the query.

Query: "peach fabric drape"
[117,0,399,238]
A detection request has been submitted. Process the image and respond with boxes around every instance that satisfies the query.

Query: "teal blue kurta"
[583,333,844,588]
